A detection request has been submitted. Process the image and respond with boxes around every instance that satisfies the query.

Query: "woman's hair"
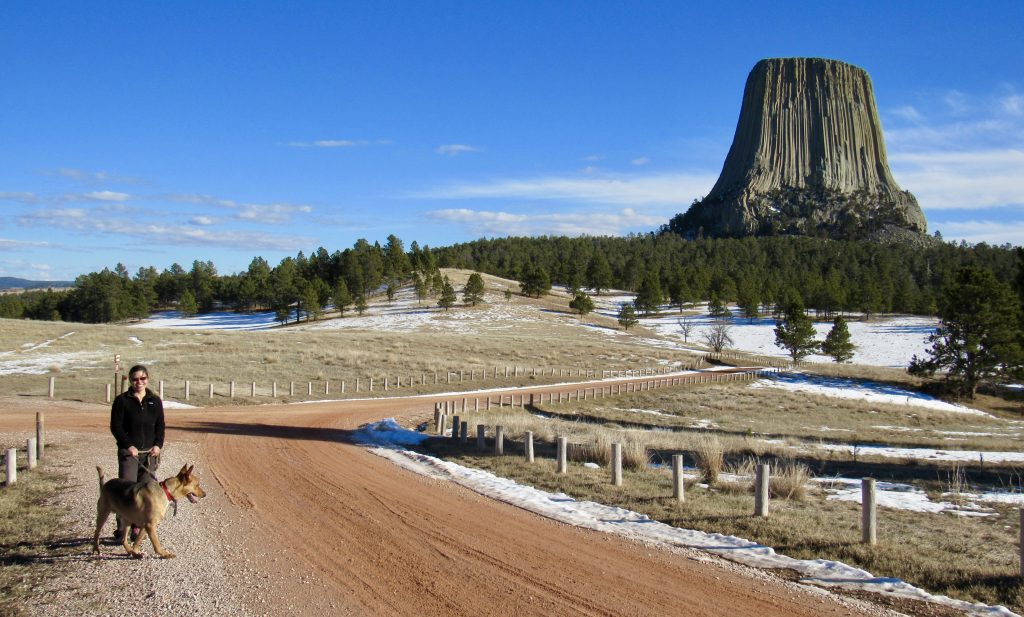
[128,364,149,378]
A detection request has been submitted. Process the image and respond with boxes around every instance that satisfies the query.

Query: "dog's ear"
[178,464,189,477]
[186,464,194,476]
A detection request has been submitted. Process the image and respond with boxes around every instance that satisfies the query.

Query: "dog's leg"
[92,501,110,554]
[145,523,176,559]
[122,525,143,558]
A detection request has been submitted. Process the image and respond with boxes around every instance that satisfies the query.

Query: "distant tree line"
[0,234,1020,331]
[432,234,1020,319]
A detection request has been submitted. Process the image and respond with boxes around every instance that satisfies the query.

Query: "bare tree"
[677,317,694,343]
[701,317,734,353]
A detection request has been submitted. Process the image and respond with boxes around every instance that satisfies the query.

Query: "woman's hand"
[151,445,161,456]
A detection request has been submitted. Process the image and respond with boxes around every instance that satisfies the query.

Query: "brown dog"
[92,464,206,559]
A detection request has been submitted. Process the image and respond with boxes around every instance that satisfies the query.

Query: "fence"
[2,413,45,486]
[46,360,720,405]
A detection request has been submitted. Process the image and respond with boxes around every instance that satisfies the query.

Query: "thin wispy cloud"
[631,157,650,166]
[436,144,480,156]
[171,194,238,208]
[18,207,313,251]
[415,172,715,207]
[932,219,1024,246]
[890,149,1024,210]
[49,168,143,184]
[0,238,51,250]
[286,139,369,148]
[234,203,313,224]
[190,216,217,225]
[426,207,666,237]
[80,190,131,202]
[0,192,41,204]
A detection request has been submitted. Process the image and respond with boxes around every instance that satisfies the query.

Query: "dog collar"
[160,481,174,502]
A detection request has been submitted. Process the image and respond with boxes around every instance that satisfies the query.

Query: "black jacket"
[110,389,165,451]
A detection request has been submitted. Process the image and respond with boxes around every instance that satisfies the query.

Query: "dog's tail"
[96,465,105,491]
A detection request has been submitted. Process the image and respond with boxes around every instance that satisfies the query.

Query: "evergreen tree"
[179,289,198,316]
[463,272,485,306]
[821,316,856,363]
[333,279,352,316]
[774,301,819,362]
[569,291,595,318]
[707,294,731,317]
[617,303,639,331]
[633,271,663,316]
[412,273,428,306]
[586,253,614,295]
[519,264,551,298]
[503,288,513,302]
[909,266,1023,398]
[354,293,368,315]
[438,276,457,311]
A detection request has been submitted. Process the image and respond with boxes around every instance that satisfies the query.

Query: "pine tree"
[569,291,595,318]
[333,279,352,317]
[179,289,198,316]
[438,276,457,311]
[463,273,485,306]
[354,293,368,315]
[821,316,855,363]
[633,271,663,316]
[774,301,819,362]
[617,303,639,331]
[909,266,1022,398]
[586,253,614,295]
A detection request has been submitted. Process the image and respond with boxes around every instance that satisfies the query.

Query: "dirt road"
[1,383,883,616]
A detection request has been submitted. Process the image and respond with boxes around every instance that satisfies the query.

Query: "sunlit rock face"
[669,58,927,241]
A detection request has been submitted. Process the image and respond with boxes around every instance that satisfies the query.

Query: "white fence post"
[755,464,770,517]
[26,438,37,470]
[525,431,534,463]
[611,443,622,486]
[672,454,685,502]
[5,449,16,485]
[556,437,568,474]
[862,478,877,545]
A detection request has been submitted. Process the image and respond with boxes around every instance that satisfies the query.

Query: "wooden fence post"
[460,421,468,445]
[159,380,165,399]
[273,382,278,397]
[36,412,44,460]
[672,454,685,502]
[106,383,111,403]
[451,416,461,442]
[476,425,486,450]
[611,443,622,486]
[5,449,15,485]
[48,376,55,399]
[862,478,877,545]
[495,426,504,455]
[556,437,568,474]
[755,464,770,517]
[307,382,313,396]
[525,431,534,463]
[184,380,190,400]
[251,381,257,397]
[229,381,235,398]
[209,383,214,398]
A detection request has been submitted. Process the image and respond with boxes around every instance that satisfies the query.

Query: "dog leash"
[135,450,177,516]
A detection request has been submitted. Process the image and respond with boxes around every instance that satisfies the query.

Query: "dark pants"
[114,450,160,533]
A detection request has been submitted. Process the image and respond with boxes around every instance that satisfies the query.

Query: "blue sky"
[1,2,1022,281]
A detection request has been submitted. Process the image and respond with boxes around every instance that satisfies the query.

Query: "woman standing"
[108,364,165,537]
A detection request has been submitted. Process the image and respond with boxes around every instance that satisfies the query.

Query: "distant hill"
[0,277,74,291]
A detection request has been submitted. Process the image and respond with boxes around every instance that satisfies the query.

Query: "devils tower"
[668,58,927,241]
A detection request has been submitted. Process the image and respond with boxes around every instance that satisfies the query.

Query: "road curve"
[2,383,878,616]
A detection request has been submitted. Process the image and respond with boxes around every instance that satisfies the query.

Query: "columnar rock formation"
[668,58,927,241]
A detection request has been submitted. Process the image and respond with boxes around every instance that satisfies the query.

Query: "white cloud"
[171,194,238,208]
[932,219,1024,246]
[436,144,480,156]
[415,172,715,207]
[0,192,41,204]
[890,149,1024,210]
[426,207,666,237]
[18,207,313,251]
[583,155,605,162]
[0,238,51,250]
[81,190,131,202]
[631,157,650,166]
[190,216,217,225]
[1001,94,1024,116]
[234,203,313,224]
[287,139,369,148]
